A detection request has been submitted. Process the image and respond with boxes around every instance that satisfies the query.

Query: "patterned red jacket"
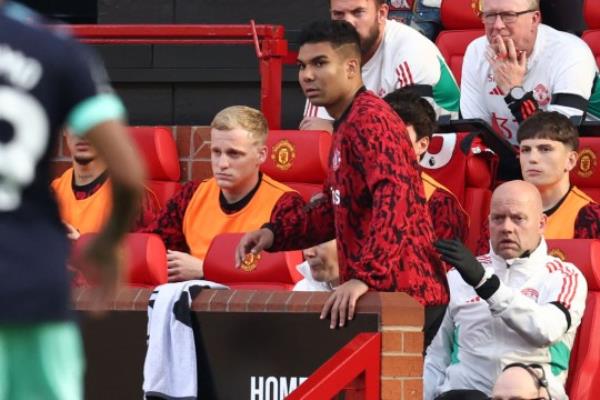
[268,90,449,306]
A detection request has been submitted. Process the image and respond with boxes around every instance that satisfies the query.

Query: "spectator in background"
[52,130,161,239]
[301,0,460,133]
[476,111,600,254]
[388,0,442,40]
[461,0,600,146]
[143,106,297,282]
[237,20,449,336]
[293,240,340,291]
[491,363,551,400]
[425,180,587,399]
[384,88,469,242]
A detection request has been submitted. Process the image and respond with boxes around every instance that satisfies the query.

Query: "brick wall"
[75,288,424,400]
[50,125,214,183]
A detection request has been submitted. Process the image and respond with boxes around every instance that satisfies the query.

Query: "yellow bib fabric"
[422,172,457,202]
[51,168,112,234]
[182,175,293,260]
[545,187,594,239]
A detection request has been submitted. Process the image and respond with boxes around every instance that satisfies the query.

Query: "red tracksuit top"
[268,89,449,306]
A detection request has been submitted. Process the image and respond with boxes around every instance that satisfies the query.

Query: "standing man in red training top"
[236,20,449,338]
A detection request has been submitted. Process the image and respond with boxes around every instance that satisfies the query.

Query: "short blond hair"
[210,105,268,145]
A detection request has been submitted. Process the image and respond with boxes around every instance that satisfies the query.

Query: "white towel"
[143,280,228,399]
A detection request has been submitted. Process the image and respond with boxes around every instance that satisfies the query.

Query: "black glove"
[434,239,485,287]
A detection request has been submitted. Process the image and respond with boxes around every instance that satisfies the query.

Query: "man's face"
[298,42,355,108]
[519,138,577,191]
[483,0,540,53]
[489,190,545,259]
[492,367,550,400]
[302,240,339,283]
[210,128,266,195]
[330,0,386,56]
[65,131,98,165]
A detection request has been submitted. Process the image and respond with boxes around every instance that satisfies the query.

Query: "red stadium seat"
[436,30,484,85]
[570,137,600,202]
[440,0,484,30]
[129,127,181,208]
[203,233,303,290]
[437,0,484,85]
[421,133,497,252]
[584,0,600,29]
[71,232,168,288]
[546,239,600,400]
[261,130,332,202]
[582,30,600,67]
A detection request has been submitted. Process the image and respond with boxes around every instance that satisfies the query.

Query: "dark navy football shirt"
[0,5,125,322]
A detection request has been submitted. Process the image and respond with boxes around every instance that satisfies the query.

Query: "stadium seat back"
[261,130,332,201]
[584,0,600,29]
[72,233,168,288]
[440,0,484,29]
[570,137,600,202]
[129,127,181,207]
[203,233,303,290]
[582,30,600,67]
[435,30,484,85]
[546,239,600,400]
[421,133,496,251]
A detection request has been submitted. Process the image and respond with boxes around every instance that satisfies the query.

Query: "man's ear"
[377,2,389,23]
[539,213,548,232]
[346,57,360,79]
[257,144,268,164]
[565,149,579,172]
[415,136,430,158]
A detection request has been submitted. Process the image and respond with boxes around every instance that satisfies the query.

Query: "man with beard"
[301,0,460,132]
[237,20,449,338]
[52,130,161,238]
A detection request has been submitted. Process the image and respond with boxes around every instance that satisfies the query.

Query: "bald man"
[491,363,551,400]
[424,181,587,400]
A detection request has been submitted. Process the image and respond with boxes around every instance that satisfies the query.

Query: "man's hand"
[434,239,485,287]
[235,228,274,267]
[72,235,124,313]
[320,279,369,329]
[167,250,204,282]
[299,117,334,133]
[488,36,527,94]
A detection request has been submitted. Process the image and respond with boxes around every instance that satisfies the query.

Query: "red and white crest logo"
[533,84,550,106]
[520,288,540,301]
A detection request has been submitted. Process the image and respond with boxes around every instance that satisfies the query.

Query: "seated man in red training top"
[143,105,296,282]
[476,111,600,254]
[52,129,161,239]
[384,88,469,242]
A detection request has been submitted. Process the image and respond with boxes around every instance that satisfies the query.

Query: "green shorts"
[0,322,84,400]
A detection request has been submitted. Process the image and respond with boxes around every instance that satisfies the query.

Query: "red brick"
[382,331,403,352]
[191,289,219,311]
[304,291,332,312]
[207,289,234,311]
[192,126,211,159]
[191,161,212,181]
[380,292,424,327]
[287,291,315,312]
[179,161,190,182]
[381,379,402,400]
[265,291,292,312]
[226,290,256,312]
[245,290,274,312]
[403,378,423,400]
[381,355,423,377]
[113,287,144,310]
[175,126,192,158]
[403,331,424,354]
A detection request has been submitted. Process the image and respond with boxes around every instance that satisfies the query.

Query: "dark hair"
[517,111,579,150]
[298,20,361,56]
[330,0,387,6]
[383,87,437,140]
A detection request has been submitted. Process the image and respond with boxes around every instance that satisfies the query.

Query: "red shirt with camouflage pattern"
[268,90,449,306]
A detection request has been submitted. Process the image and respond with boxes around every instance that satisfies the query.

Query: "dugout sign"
[81,310,378,400]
